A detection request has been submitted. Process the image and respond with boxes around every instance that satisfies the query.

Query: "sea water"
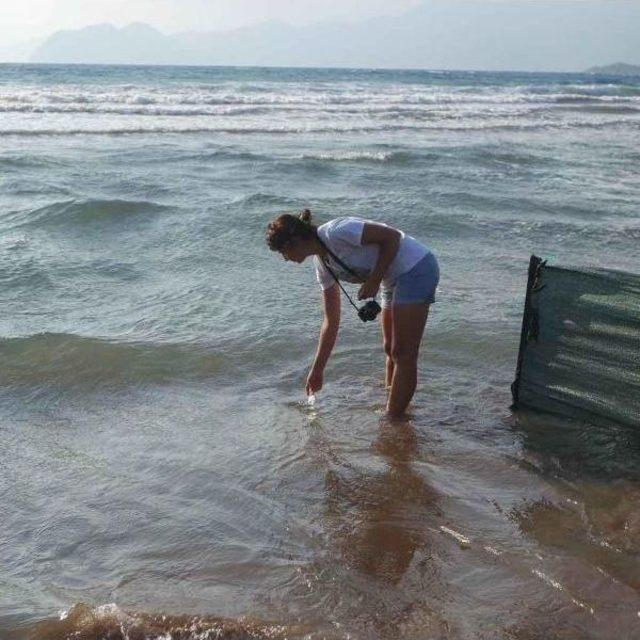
[1,63,639,639]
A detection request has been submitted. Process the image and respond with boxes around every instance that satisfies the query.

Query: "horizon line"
[0,61,628,75]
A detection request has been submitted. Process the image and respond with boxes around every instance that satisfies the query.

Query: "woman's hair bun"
[298,208,312,224]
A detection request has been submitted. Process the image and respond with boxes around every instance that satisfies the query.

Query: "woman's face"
[281,239,308,263]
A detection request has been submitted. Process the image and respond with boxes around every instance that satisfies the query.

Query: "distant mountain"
[586,62,640,75]
[30,1,640,72]
[30,23,170,65]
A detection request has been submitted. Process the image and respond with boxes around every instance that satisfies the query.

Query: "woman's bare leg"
[387,303,430,417]
[381,307,394,388]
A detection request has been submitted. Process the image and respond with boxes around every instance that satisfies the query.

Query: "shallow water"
[1,64,639,639]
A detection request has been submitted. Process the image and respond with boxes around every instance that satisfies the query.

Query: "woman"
[266,209,439,417]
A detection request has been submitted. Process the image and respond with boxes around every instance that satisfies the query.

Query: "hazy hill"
[30,1,640,71]
[585,62,640,75]
[30,23,170,65]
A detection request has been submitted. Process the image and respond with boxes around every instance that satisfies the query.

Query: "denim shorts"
[381,252,440,308]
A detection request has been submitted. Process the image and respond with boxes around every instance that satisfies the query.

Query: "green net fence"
[512,256,640,429]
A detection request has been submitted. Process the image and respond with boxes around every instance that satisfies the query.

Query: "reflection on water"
[511,486,640,591]
[511,411,640,601]
[329,420,439,586]
[294,415,453,638]
[513,408,640,593]
[7,401,640,640]
[513,408,640,481]
[506,408,640,638]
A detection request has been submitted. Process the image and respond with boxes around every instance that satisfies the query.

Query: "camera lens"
[358,300,381,322]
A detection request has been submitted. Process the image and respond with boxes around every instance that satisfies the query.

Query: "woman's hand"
[305,366,324,396]
[357,276,382,301]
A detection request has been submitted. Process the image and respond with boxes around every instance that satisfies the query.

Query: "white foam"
[532,569,564,591]
[300,151,395,162]
[483,545,502,556]
[439,526,471,546]
[1,78,638,138]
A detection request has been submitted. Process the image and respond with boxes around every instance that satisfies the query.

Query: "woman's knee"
[390,344,418,366]
[383,340,393,359]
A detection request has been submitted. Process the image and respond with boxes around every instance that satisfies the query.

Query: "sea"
[1,63,639,639]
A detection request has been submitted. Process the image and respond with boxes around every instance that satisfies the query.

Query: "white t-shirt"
[314,217,429,291]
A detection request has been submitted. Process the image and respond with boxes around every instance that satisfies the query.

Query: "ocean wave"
[0,104,272,117]
[170,148,272,163]
[233,193,301,208]
[419,207,640,244]
[9,198,171,231]
[514,83,640,98]
[0,125,411,137]
[0,259,53,290]
[0,233,29,251]
[0,101,535,118]
[3,86,639,112]
[501,218,640,243]
[2,118,638,138]
[556,104,640,115]
[13,603,303,640]
[0,154,63,170]
[466,149,552,167]
[299,150,411,163]
[0,255,142,292]
[0,333,224,389]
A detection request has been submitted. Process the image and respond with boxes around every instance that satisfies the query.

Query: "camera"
[358,300,382,323]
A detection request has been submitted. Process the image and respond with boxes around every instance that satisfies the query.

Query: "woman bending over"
[266,209,439,418]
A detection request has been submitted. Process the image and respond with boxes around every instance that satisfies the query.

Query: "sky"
[4,0,637,70]
[0,0,424,45]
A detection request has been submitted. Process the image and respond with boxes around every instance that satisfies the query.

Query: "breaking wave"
[299,150,411,163]
[11,603,305,640]
[1,119,638,137]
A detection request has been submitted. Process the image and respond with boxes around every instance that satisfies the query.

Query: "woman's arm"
[357,223,401,300]
[306,283,341,395]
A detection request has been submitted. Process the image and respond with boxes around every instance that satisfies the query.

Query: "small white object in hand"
[307,394,316,406]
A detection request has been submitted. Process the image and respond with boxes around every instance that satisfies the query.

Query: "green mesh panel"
[512,256,640,428]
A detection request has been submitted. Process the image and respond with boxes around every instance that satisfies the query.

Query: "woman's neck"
[310,237,327,258]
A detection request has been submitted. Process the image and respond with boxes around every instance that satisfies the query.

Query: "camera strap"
[319,241,360,278]
[317,238,362,313]
[321,258,361,313]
